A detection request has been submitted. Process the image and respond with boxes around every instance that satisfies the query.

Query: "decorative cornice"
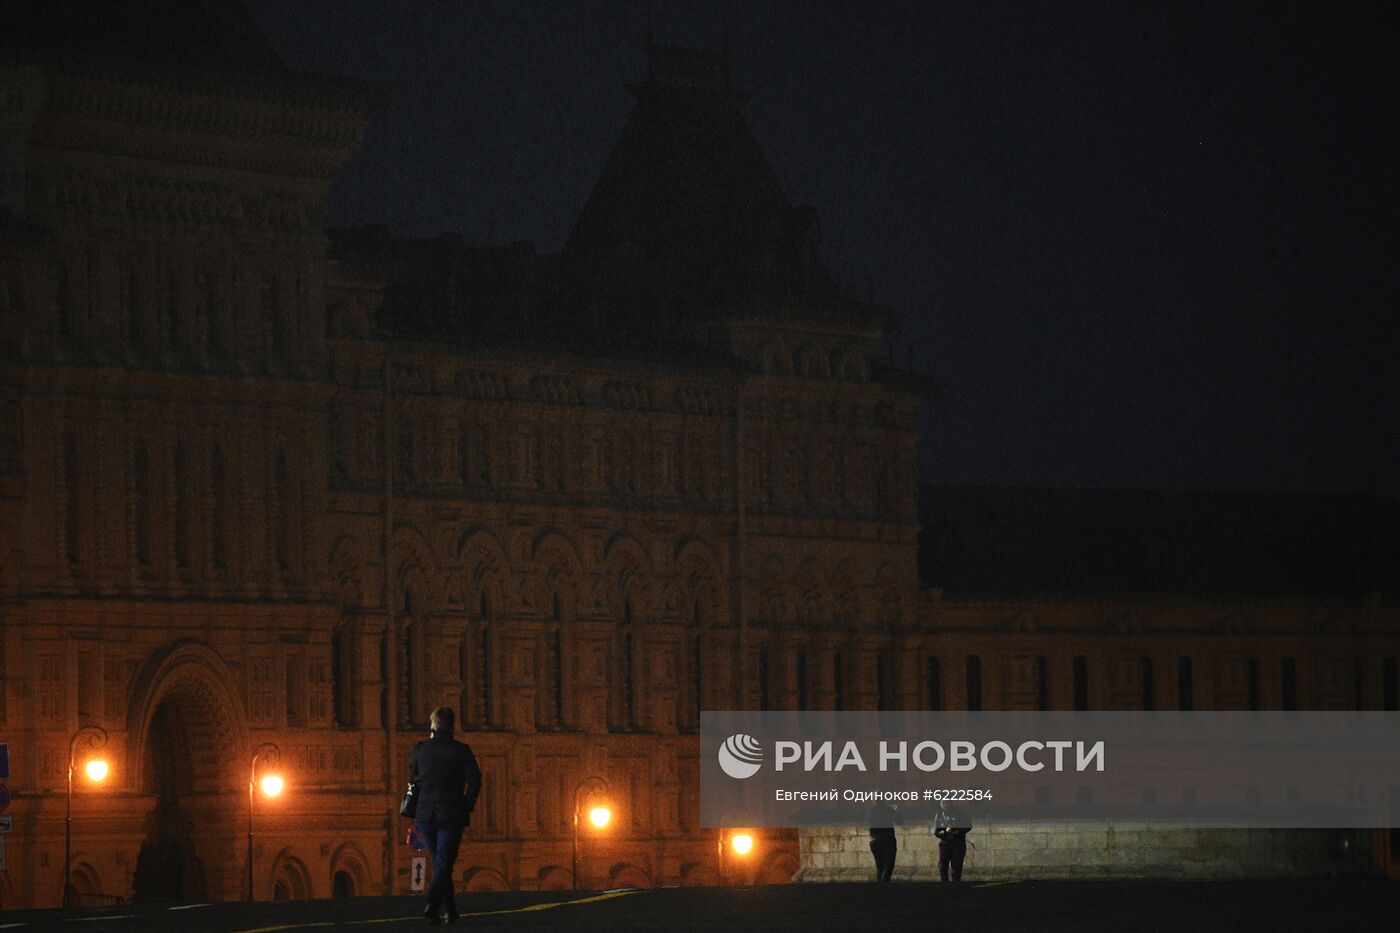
[29,68,372,182]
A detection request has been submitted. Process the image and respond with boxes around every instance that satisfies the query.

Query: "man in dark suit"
[409,707,482,925]
[934,798,971,882]
[866,799,900,883]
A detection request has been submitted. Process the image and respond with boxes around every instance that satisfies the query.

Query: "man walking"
[409,707,482,925]
[934,798,970,882]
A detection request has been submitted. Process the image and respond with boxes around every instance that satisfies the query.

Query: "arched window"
[544,593,565,727]
[612,599,636,730]
[680,599,704,731]
[134,442,151,566]
[261,274,278,357]
[210,444,227,570]
[163,263,180,350]
[52,259,76,338]
[273,448,292,572]
[479,591,494,726]
[199,271,220,354]
[121,264,142,347]
[173,440,189,568]
[833,650,846,711]
[794,647,808,711]
[757,647,771,710]
[63,433,80,565]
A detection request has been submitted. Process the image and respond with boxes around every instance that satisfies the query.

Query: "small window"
[1281,657,1297,711]
[64,433,81,565]
[758,648,770,710]
[966,656,982,712]
[1177,657,1194,711]
[1073,656,1089,711]
[926,657,943,711]
[795,649,808,711]
[833,651,845,711]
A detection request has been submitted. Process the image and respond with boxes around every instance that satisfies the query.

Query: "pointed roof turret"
[556,40,895,348]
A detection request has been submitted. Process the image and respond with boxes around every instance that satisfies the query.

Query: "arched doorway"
[68,862,102,902]
[332,871,355,898]
[330,843,370,899]
[133,697,210,902]
[270,853,313,901]
[128,644,248,903]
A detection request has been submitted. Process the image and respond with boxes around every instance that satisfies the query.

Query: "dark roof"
[554,45,897,344]
[336,228,545,343]
[328,226,744,370]
[919,485,1400,601]
[337,45,896,360]
[2,0,282,70]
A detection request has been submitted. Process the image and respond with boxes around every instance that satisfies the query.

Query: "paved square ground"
[3,879,1394,932]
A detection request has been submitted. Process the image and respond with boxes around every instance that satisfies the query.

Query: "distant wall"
[798,823,1376,881]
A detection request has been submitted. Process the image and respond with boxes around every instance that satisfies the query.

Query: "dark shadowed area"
[231,0,1400,500]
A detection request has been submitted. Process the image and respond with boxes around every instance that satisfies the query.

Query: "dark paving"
[2,879,1395,933]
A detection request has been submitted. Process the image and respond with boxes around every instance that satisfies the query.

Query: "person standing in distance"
[934,797,971,882]
[410,707,482,925]
[866,799,900,883]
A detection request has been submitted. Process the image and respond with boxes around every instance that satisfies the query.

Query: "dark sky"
[242,0,1400,501]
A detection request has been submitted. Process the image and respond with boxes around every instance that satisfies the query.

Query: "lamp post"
[247,743,283,901]
[571,776,611,891]
[64,725,109,908]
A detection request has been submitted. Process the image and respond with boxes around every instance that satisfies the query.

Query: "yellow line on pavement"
[232,890,639,933]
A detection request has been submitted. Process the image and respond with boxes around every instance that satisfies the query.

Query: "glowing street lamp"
[260,773,285,798]
[64,725,110,908]
[715,806,757,886]
[247,743,284,901]
[717,828,757,882]
[572,776,612,891]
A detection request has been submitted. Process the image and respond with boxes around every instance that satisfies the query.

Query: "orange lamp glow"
[731,833,754,856]
[84,759,110,783]
[588,805,612,829]
[259,773,285,798]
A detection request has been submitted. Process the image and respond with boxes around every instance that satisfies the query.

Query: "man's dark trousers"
[869,835,897,883]
[938,835,966,882]
[418,818,466,918]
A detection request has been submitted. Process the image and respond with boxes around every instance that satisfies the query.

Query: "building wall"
[797,594,1400,882]
[800,824,1376,881]
[0,56,920,907]
[2,42,1396,912]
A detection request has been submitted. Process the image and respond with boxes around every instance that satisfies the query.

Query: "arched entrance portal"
[128,644,249,903]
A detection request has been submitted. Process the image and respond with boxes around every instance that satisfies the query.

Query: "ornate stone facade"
[3,5,1397,913]
[0,14,921,908]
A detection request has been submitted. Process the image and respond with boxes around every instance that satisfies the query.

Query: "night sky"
[242,0,1400,501]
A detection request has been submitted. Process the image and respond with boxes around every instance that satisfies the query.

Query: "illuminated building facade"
[2,3,1397,911]
[0,2,917,907]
